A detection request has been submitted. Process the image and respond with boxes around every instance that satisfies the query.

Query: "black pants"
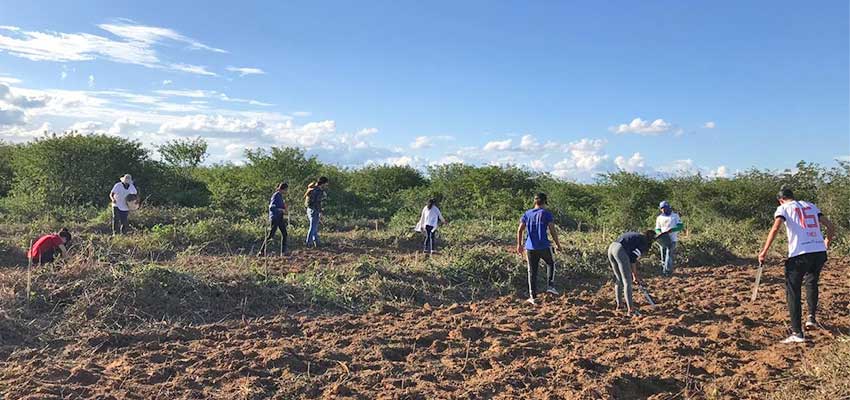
[260,217,288,255]
[785,251,827,335]
[34,249,56,265]
[423,225,436,252]
[527,248,556,298]
[112,207,129,235]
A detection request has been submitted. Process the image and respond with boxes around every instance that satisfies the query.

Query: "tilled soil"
[1,260,848,399]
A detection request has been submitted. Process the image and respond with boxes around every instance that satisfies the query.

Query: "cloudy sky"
[0,1,847,180]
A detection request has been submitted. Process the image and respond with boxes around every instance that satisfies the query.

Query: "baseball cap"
[659,200,671,209]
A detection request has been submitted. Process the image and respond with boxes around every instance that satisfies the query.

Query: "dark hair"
[534,192,548,205]
[777,186,794,200]
[58,228,72,243]
[643,229,657,242]
[427,198,436,210]
[277,182,289,191]
[317,176,329,185]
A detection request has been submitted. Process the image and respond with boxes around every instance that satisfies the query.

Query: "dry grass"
[771,337,850,400]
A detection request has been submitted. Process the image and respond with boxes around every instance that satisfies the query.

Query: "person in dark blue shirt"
[258,182,289,256]
[515,192,563,305]
[607,230,659,316]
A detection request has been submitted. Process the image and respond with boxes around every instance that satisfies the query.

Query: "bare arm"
[548,222,562,251]
[758,217,784,262]
[820,214,836,249]
[631,260,640,284]
[58,244,67,256]
[515,222,526,255]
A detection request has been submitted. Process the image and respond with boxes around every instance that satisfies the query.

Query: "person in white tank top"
[758,187,835,344]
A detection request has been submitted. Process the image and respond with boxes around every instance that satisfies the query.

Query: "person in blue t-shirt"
[515,192,563,305]
[258,182,289,256]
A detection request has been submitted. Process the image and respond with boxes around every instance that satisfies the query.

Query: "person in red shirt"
[28,228,72,265]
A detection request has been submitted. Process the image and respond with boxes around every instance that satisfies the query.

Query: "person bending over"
[29,228,72,265]
[607,230,657,317]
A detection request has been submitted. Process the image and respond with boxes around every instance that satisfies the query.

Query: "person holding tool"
[258,182,289,256]
[607,230,662,317]
[655,200,683,276]
[758,187,835,344]
[515,192,563,305]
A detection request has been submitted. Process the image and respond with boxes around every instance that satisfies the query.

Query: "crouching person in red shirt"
[28,228,72,265]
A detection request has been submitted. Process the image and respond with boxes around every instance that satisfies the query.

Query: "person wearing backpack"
[258,182,289,256]
[304,176,328,248]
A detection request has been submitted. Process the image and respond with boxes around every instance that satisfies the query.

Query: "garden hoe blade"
[751,261,764,302]
[639,284,656,307]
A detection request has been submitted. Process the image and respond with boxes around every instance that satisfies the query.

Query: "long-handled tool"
[638,283,656,307]
[751,261,765,302]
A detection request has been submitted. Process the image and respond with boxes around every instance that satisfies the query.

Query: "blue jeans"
[306,208,321,246]
[657,238,676,275]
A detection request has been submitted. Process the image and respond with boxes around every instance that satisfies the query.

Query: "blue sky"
[0,1,847,179]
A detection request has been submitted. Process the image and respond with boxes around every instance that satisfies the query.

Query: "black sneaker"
[805,315,817,329]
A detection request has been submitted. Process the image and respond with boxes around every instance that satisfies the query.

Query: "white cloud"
[704,121,716,129]
[0,106,26,126]
[60,71,67,80]
[483,139,512,151]
[656,159,699,176]
[226,66,265,76]
[159,114,266,137]
[153,89,272,106]
[292,111,311,117]
[0,21,224,76]
[614,152,646,172]
[529,159,546,170]
[108,117,140,136]
[88,74,95,88]
[356,128,378,137]
[411,136,433,149]
[519,134,540,152]
[708,165,729,178]
[68,120,103,132]
[430,155,464,166]
[97,19,226,53]
[162,80,172,86]
[169,63,217,77]
[612,118,673,135]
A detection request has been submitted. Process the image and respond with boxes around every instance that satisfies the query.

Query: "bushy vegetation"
[0,134,850,256]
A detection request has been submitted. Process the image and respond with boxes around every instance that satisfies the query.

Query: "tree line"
[0,133,847,235]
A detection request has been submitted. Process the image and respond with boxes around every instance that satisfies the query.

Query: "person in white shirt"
[654,201,683,276]
[109,174,138,235]
[415,199,447,254]
[758,187,835,344]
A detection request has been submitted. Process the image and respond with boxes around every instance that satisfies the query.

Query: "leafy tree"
[596,171,668,232]
[348,165,427,218]
[0,141,13,197]
[10,133,150,207]
[157,138,208,168]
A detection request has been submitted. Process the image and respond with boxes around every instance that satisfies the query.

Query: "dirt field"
[1,256,848,399]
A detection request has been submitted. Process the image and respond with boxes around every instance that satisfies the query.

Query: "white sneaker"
[526,297,537,305]
[781,334,805,344]
[805,315,817,329]
[546,287,559,295]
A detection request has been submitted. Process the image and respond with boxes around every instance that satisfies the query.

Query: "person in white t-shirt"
[415,198,447,254]
[109,174,139,235]
[654,200,683,276]
[758,187,835,344]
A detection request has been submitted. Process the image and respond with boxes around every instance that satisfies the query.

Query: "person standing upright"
[655,200,683,276]
[415,198,447,254]
[758,187,835,344]
[110,174,138,235]
[304,176,328,248]
[258,182,289,256]
[515,192,563,305]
